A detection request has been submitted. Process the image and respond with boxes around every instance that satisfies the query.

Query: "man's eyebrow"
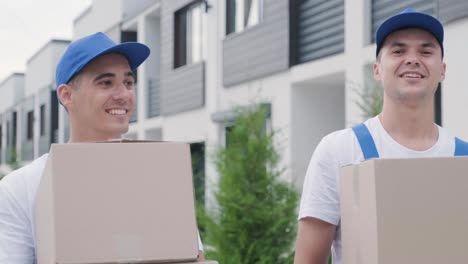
[388,41,438,49]
[389,42,407,48]
[126,71,136,80]
[94,73,115,82]
[421,42,437,48]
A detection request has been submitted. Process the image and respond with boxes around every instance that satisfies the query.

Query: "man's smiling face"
[374,28,446,104]
[65,53,136,141]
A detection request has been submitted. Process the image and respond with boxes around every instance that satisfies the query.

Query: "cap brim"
[99,42,151,70]
[71,42,151,77]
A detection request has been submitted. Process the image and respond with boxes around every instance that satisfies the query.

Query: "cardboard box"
[35,141,214,264]
[340,157,468,264]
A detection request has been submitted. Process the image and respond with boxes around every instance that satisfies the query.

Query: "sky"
[0,0,92,82]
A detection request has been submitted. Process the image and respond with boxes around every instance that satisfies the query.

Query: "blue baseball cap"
[375,8,444,57]
[56,32,150,89]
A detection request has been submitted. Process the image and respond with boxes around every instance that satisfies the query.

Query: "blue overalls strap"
[454,137,468,156]
[352,123,380,160]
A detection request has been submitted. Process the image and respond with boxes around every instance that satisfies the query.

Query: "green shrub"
[201,105,299,264]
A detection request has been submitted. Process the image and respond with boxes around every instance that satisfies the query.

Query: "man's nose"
[404,51,421,66]
[112,83,133,100]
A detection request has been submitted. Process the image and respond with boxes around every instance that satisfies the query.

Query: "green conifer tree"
[202,105,299,264]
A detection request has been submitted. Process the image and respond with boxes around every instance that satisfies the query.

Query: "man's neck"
[379,100,438,151]
[68,127,122,143]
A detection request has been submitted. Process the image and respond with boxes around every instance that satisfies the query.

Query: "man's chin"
[104,125,130,139]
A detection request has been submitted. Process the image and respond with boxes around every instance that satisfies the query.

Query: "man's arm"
[0,180,35,263]
[294,217,336,264]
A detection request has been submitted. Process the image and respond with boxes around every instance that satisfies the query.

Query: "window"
[12,112,17,147]
[190,142,205,205]
[6,121,10,146]
[121,31,137,43]
[40,104,46,136]
[435,84,442,125]
[51,90,59,143]
[174,1,207,68]
[226,0,263,35]
[121,31,139,81]
[27,111,34,140]
[225,125,235,148]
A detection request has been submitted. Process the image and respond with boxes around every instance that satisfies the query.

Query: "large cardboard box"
[340,157,468,264]
[35,142,215,264]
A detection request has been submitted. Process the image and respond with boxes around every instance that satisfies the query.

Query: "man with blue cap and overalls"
[293,8,468,264]
[0,32,205,263]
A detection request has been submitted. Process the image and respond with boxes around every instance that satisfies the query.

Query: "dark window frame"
[226,0,264,35]
[0,124,2,149]
[6,121,10,146]
[174,0,206,69]
[121,31,139,82]
[435,83,442,125]
[27,111,34,141]
[190,142,205,204]
[51,90,59,143]
[12,112,17,148]
[40,104,46,137]
[174,7,188,68]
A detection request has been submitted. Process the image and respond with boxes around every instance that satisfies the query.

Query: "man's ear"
[373,62,381,81]
[57,84,74,108]
[440,62,446,82]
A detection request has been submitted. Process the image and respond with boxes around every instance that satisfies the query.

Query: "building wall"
[25,40,69,160]
[223,0,289,87]
[13,76,25,107]
[122,0,158,21]
[160,0,206,115]
[163,108,210,142]
[37,87,51,156]
[293,0,345,64]
[438,0,468,23]
[25,44,52,97]
[0,74,25,165]
[442,17,468,139]
[0,114,4,165]
[143,15,162,119]
[2,110,16,164]
[122,3,161,140]
[291,73,345,187]
[20,96,34,161]
[0,74,24,113]
[25,40,69,97]
[344,0,369,125]
[73,0,123,39]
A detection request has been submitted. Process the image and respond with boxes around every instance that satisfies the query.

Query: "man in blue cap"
[294,9,467,264]
[0,32,205,262]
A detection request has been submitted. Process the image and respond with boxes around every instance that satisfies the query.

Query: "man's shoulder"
[321,127,357,148]
[314,123,369,166]
[322,117,379,144]
[0,154,49,194]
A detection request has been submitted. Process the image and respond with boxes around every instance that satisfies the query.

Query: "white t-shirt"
[0,154,204,264]
[298,116,456,264]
